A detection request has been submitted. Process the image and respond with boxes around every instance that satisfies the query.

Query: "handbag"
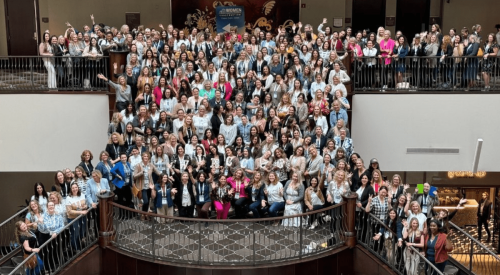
[477,48,484,57]
[23,253,38,269]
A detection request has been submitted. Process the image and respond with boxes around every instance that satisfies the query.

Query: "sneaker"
[308,225,316,230]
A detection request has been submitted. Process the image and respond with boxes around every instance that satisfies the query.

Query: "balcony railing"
[0,56,109,91]
[7,208,98,275]
[448,221,500,275]
[0,207,28,265]
[351,56,500,92]
[356,210,445,275]
[109,201,347,266]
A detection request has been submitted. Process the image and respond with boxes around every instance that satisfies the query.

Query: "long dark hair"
[89,37,102,54]
[33,182,49,200]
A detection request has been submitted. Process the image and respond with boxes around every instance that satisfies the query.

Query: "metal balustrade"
[0,56,109,91]
[351,56,500,92]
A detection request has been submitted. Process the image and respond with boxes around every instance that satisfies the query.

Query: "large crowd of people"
[19,15,498,274]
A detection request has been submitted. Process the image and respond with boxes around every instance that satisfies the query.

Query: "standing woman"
[133,152,162,219]
[370,169,384,194]
[424,220,453,274]
[78,150,94,177]
[37,201,64,270]
[402,217,425,275]
[240,147,255,179]
[282,172,305,227]
[174,171,195,218]
[97,74,132,112]
[15,221,44,275]
[192,172,212,223]
[151,173,176,223]
[404,194,428,233]
[481,34,499,90]
[224,146,240,177]
[25,200,43,237]
[372,209,400,265]
[31,182,49,209]
[40,33,57,89]
[211,175,234,219]
[228,168,251,218]
[272,148,291,184]
[95,151,114,183]
[305,177,325,229]
[82,37,103,88]
[351,158,369,192]
[219,114,238,146]
[51,171,70,201]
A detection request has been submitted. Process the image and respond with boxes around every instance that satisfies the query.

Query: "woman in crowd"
[211,174,233,220]
[402,217,425,275]
[424,220,453,274]
[78,150,94,177]
[174,171,195,218]
[305,177,325,229]
[25,200,43,238]
[40,33,57,89]
[247,172,266,218]
[228,168,250,218]
[282,172,304,227]
[192,172,211,224]
[65,182,88,251]
[372,209,400,265]
[31,182,49,210]
[405,194,428,233]
[133,152,162,218]
[151,173,176,223]
[15,220,44,275]
[481,34,499,90]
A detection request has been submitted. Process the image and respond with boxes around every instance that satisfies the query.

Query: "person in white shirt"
[187,88,204,114]
[328,62,350,85]
[172,109,185,137]
[309,73,326,99]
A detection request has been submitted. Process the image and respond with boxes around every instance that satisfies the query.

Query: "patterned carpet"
[112,217,342,265]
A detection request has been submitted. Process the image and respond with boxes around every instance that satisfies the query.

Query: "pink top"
[153,86,164,106]
[379,39,395,65]
[227,177,250,198]
[348,44,363,62]
[213,82,233,101]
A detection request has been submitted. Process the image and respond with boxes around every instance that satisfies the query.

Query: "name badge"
[422,206,428,214]
[235,193,240,200]
[199,195,205,203]
[273,92,277,98]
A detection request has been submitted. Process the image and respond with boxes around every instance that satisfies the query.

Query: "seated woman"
[151,173,176,223]
[282,172,305,227]
[15,221,44,275]
[247,173,266,218]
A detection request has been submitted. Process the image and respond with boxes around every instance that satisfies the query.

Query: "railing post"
[97,192,115,248]
[342,192,358,248]
[469,238,473,271]
[252,221,256,266]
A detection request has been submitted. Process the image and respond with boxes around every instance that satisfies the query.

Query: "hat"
[370,158,378,164]
[414,34,420,38]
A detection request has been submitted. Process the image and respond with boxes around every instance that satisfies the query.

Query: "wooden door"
[352,0,386,34]
[4,0,39,55]
[396,0,430,38]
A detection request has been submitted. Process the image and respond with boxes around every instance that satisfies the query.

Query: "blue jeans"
[268,201,285,217]
[141,189,152,212]
[68,217,86,251]
[249,201,263,218]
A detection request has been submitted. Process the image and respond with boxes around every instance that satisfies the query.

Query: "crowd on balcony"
[20,15,498,274]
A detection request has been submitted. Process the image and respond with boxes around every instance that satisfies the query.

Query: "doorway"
[4,0,40,55]
[352,0,386,35]
[396,0,430,39]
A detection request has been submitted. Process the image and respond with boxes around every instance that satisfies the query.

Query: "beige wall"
[442,0,498,38]
[299,0,346,31]
[38,0,171,37]
[0,0,7,55]
[351,94,500,172]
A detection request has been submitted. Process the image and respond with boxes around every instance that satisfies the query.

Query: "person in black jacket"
[477,192,492,242]
[210,104,225,137]
[106,132,126,164]
[356,174,375,243]
[439,35,454,87]
[247,173,266,218]
[53,35,69,87]
[408,34,424,88]
[174,171,195,218]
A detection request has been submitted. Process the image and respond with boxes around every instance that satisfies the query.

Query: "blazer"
[351,168,370,192]
[358,185,375,208]
[105,143,126,161]
[245,183,266,203]
[86,178,111,207]
[413,193,440,218]
[477,199,492,220]
[174,181,195,207]
[388,185,405,206]
[110,161,133,189]
[153,183,174,208]
[78,161,94,177]
[333,136,354,158]
[306,155,324,179]
[194,181,212,205]
[213,82,233,101]
[208,98,226,108]
[310,135,328,152]
[95,160,114,183]
[269,82,287,106]
[133,162,162,190]
[424,233,452,264]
